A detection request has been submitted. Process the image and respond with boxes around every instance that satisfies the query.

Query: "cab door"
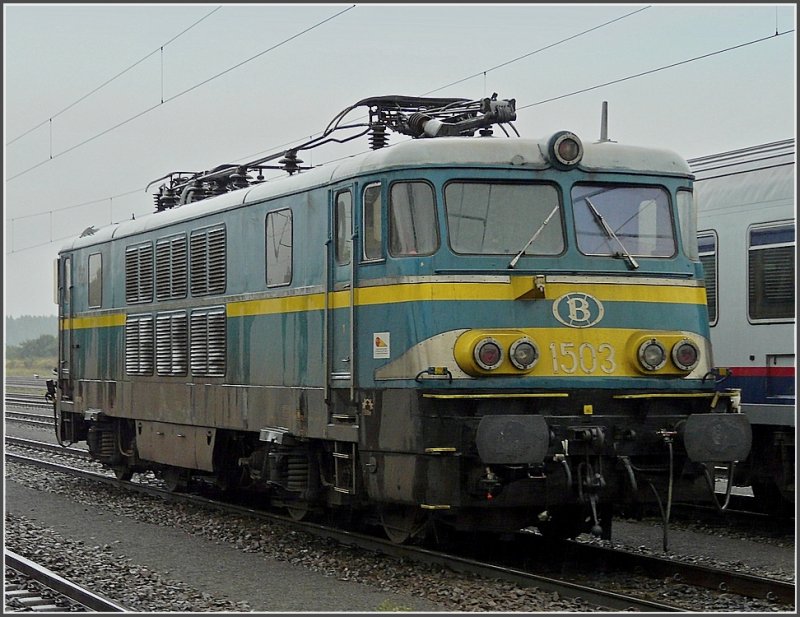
[58,255,73,393]
[327,187,355,401]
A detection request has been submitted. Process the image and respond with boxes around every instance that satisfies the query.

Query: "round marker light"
[474,338,503,371]
[672,340,700,371]
[548,131,584,168]
[509,337,538,370]
[638,339,667,371]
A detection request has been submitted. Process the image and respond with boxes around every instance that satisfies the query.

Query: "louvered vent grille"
[190,225,226,296]
[156,311,188,375]
[156,235,188,300]
[190,307,226,377]
[125,244,154,303]
[125,314,154,375]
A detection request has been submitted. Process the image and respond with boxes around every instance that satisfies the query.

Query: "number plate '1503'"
[548,341,617,374]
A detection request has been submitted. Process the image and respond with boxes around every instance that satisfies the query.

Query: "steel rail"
[6,436,91,459]
[5,549,130,612]
[5,452,682,612]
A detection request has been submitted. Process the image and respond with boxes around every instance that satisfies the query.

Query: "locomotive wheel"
[536,505,589,540]
[380,505,427,544]
[286,502,312,522]
[751,480,793,516]
[163,467,190,492]
[113,466,133,482]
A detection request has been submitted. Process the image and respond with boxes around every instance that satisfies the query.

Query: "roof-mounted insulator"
[155,188,180,211]
[229,167,250,189]
[369,123,388,150]
[279,150,303,175]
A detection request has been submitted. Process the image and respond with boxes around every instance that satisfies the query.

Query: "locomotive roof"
[63,136,691,252]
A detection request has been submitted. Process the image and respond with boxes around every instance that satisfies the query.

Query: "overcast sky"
[4,3,796,318]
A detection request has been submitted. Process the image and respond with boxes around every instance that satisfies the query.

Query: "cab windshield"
[572,184,675,258]
[445,181,564,255]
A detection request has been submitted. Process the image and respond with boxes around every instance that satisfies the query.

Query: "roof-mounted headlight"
[548,131,583,169]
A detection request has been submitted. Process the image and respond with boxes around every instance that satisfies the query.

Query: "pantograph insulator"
[369,123,389,150]
[279,151,303,175]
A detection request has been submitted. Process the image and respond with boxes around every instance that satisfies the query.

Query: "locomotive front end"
[359,130,752,540]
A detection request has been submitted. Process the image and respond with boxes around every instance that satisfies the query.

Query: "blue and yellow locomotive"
[55,95,751,542]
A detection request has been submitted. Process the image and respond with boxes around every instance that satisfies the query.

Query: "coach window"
[389,181,438,256]
[266,209,293,286]
[697,232,717,324]
[335,191,352,265]
[88,253,102,308]
[748,222,795,322]
[362,183,382,261]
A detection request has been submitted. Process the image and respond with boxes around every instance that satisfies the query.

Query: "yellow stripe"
[422,393,570,399]
[229,279,705,318]
[61,279,706,329]
[61,314,126,330]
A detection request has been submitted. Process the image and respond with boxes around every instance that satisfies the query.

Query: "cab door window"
[335,190,352,265]
[362,183,382,261]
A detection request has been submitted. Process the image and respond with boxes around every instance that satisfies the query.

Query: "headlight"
[638,339,666,371]
[548,131,583,168]
[672,339,700,371]
[474,338,503,371]
[509,337,538,370]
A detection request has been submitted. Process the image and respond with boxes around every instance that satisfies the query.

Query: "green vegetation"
[376,599,413,612]
[5,334,58,376]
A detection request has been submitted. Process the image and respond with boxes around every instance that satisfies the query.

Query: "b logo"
[552,293,604,328]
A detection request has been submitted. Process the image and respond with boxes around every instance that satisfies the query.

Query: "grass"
[376,599,413,612]
[5,357,58,379]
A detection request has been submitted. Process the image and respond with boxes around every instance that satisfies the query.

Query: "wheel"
[286,502,312,522]
[380,505,427,544]
[751,480,793,516]
[163,467,189,492]
[535,505,590,540]
[113,466,133,482]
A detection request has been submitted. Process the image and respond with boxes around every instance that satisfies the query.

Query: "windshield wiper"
[508,204,560,269]
[584,197,639,270]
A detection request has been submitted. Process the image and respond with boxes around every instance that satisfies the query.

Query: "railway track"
[5,439,794,611]
[5,549,130,612]
[5,411,53,428]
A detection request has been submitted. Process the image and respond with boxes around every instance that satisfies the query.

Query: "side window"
[266,209,293,287]
[362,183,382,261]
[88,253,102,308]
[335,191,352,265]
[697,231,717,324]
[389,181,439,256]
[748,222,795,322]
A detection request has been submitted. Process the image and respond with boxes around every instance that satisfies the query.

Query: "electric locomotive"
[54,95,751,542]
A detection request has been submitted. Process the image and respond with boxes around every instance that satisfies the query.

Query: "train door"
[58,255,73,393]
[327,187,356,417]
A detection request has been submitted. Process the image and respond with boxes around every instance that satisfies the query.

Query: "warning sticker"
[373,332,390,359]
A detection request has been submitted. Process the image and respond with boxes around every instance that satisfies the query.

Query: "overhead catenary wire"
[5,3,644,230]
[5,4,357,183]
[5,6,223,147]
[5,25,794,254]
